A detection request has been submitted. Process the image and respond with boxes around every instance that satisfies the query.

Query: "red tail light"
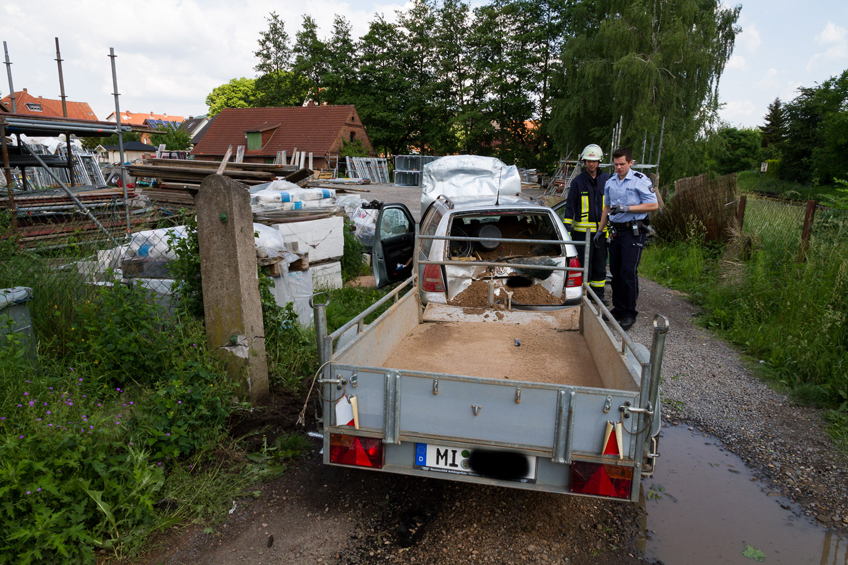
[421,264,445,293]
[329,434,384,469]
[569,461,633,499]
[566,257,582,288]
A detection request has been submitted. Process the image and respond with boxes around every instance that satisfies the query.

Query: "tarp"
[0,287,33,310]
[420,155,522,216]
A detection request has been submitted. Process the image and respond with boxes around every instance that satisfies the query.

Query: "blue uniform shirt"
[604,169,657,223]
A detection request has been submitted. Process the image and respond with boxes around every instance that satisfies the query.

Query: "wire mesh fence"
[0,188,192,343]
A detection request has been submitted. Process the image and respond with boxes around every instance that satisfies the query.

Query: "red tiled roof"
[0,89,98,121]
[104,110,185,126]
[191,105,368,157]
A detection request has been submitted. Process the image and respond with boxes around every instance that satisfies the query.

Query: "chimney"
[23,88,27,94]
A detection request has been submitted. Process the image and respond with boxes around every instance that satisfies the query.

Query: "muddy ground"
[138,273,845,564]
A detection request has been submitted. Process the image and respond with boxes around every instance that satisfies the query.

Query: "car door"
[372,203,416,288]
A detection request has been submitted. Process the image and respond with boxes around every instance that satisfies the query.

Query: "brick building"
[190,105,374,169]
[0,89,98,120]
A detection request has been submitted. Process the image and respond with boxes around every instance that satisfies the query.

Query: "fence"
[652,173,738,242]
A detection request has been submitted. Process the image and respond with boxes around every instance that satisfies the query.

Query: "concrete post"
[196,175,269,403]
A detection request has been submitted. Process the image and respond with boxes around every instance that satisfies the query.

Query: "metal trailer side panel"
[333,291,420,367]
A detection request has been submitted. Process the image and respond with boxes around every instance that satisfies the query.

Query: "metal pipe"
[311,293,330,367]
[109,48,129,235]
[641,130,647,164]
[19,142,120,246]
[328,277,415,340]
[0,122,18,234]
[1,121,127,134]
[647,315,669,418]
[648,133,655,164]
[419,234,583,246]
[55,38,67,118]
[419,259,580,273]
[3,42,15,113]
[656,117,665,169]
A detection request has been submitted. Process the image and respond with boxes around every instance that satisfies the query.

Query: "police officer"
[599,147,658,331]
[562,144,609,303]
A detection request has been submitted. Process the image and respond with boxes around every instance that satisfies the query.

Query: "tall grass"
[642,198,848,412]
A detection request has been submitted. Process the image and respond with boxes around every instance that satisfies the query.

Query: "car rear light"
[421,264,445,293]
[569,461,633,499]
[329,433,384,469]
[566,257,582,287]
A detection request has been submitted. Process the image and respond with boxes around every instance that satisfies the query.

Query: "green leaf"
[743,545,766,561]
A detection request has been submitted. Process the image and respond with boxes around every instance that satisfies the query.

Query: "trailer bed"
[382,320,604,387]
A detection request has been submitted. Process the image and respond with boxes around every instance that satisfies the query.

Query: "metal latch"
[472,404,482,416]
[318,378,347,390]
[515,387,521,404]
[603,395,612,413]
[433,379,439,395]
[350,372,358,388]
[619,400,653,418]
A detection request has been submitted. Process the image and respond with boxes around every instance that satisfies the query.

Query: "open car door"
[372,203,416,288]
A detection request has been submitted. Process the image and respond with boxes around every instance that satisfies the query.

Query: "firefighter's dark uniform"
[562,169,610,300]
[604,169,657,321]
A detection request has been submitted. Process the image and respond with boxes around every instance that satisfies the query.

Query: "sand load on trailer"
[382,320,603,387]
[449,279,562,306]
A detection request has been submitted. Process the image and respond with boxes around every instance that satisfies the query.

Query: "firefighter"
[600,147,659,331]
[562,144,609,303]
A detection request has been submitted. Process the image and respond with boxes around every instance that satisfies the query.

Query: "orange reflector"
[569,461,633,499]
[329,433,384,469]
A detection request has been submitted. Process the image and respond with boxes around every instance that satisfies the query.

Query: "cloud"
[807,21,848,70]
[726,55,748,71]
[740,24,762,54]
[756,68,780,89]
[720,100,757,123]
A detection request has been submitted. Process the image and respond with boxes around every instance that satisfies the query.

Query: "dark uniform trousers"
[609,226,646,319]
[572,230,606,301]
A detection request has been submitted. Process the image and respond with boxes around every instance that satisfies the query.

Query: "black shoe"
[618,317,636,330]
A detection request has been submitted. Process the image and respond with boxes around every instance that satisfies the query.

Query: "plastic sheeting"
[0,287,33,310]
[420,155,522,216]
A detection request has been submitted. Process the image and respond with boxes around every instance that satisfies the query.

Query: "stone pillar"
[196,175,269,403]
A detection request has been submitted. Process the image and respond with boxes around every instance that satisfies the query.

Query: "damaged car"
[370,155,582,309]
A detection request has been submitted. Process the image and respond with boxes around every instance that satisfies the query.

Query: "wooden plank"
[217,145,233,175]
[145,158,296,172]
[127,164,274,180]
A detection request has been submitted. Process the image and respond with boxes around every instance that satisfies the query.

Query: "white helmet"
[580,144,603,162]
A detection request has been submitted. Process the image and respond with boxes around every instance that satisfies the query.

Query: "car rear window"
[447,211,563,259]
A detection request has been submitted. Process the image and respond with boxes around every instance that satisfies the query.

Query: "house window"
[246,132,261,150]
[25,103,43,112]
[350,132,356,142]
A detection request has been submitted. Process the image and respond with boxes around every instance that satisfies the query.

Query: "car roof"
[439,195,550,213]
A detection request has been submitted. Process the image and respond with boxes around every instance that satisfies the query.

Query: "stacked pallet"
[127,159,309,207]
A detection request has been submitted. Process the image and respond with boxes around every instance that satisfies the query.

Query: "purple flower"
[158,462,162,466]
[48,387,53,390]
[23,392,28,396]
[25,380,29,383]
[43,402,47,406]
[129,442,133,446]
[166,433,170,436]
[17,404,22,408]
[26,491,31,495]
[129,402,133,405]
[78,378,82,382]
[0,417,4,420]
[36,418,41,421]
[36,488,41,492]
[48,424,53,427]
[97,403,101,407]
[18,435,23,439]
[122,404,126,407]
[46,411,50,415]
[28,401,34,407]
[116,421,120,425]
[178,401,182,405]
[90,425,93,429]
[68,402,73,406]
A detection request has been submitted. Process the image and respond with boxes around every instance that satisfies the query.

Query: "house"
[179,115,213,147]
[190,105,374,169]
[0,89,98,120]
[104,111,186,144]
[97,141,157,165]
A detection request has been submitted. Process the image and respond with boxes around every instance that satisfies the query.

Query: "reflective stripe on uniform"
[589,280,605,288]
[580,192,589,224]
[563,218,574,225]
[574,221,600,230]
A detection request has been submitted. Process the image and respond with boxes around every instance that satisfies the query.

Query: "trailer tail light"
[329,433,384,469]
[566,257,583,288]
[569,461,632,499]
[421,264,445,293]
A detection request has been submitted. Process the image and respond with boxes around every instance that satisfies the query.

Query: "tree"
[205,77,256,116]
[760,98,786,149]
[710,127,763,175]
[293,15,328,105]
[150,124,192,150]
[549,0,740,183]
[397,0,438,154]
[323,15,358,105]
[254,12,300,106]
[782,70,848,184]
[432,0,472,155]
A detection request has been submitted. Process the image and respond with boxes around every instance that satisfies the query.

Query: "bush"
[341,218,364,282]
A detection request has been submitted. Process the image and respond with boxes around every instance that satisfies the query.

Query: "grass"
[640,202,848,448]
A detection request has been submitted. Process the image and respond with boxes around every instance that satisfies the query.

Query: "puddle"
[639,424,847,564]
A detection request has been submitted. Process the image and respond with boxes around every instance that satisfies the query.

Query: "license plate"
[414,443,536,483]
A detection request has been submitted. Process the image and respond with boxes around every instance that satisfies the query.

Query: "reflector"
[566,257,582,287]
[569,461,632,499]
[329,434,384,469]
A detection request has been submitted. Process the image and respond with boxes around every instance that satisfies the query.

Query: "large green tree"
[254,12,303,106]
[293,15,329,104]
[781,70,848,184]
[205,77,256,116]
[322,15,358,105]
[709,127,763,176]
[549,0,740,183]
[760,98,786,149]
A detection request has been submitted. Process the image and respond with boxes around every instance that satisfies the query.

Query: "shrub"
[341,218,364,282]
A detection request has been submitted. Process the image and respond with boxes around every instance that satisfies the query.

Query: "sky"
[1,0,846,130]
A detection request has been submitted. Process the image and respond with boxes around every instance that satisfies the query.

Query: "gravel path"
[629,277,848,530]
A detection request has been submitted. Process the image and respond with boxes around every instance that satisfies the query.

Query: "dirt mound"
[450,280,562,306]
